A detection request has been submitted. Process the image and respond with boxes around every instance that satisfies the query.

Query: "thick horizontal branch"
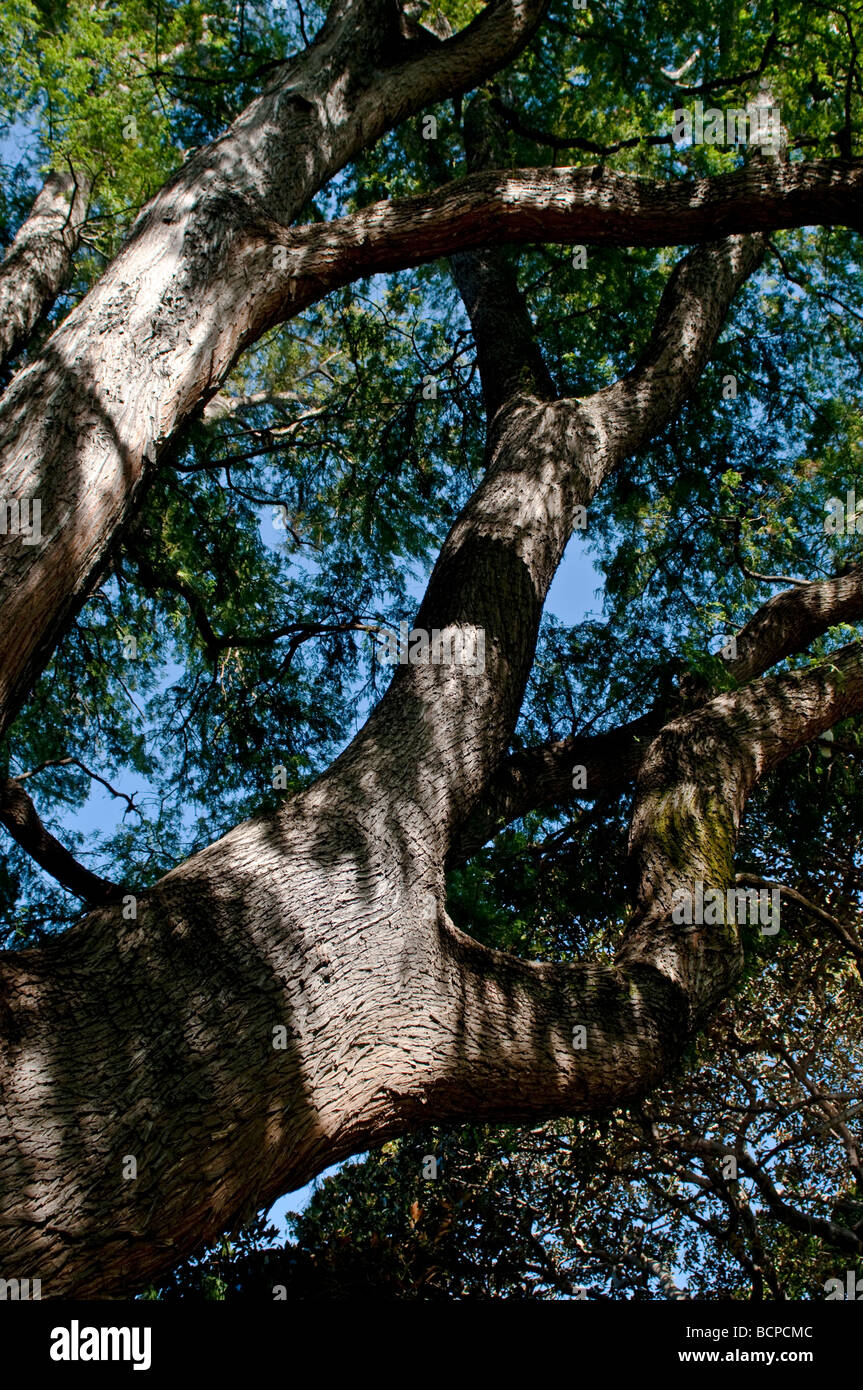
[724,565,863,684]
[273,159,863,300]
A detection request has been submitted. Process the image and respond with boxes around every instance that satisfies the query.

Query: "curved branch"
[274,160,863,297]
[375,234,763,861]
[0,0,548,742]
[15,756,140,815]
[722,565,863,684]
[129,543,382,663]
[0,777,127,906]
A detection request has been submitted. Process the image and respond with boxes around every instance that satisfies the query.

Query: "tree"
[0,0,862,1298]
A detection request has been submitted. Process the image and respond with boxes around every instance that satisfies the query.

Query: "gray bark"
[0,0,862,1299]
[0,0,547,736]
[0,169,92,377]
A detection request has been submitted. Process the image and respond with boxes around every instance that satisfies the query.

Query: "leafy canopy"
[2,0,862,1298]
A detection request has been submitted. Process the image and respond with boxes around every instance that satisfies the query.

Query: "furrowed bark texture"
[275,158,863,286]
[0,0,547,736]
[2,2,863,1300]
[0,210,838,1298]
[0,170,92,378]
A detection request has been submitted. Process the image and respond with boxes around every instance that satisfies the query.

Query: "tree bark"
[0,219,838,1299]
[1,0,863,1300]
[0,777,126,906]
[0,169,92,378]
[0,0,547,738]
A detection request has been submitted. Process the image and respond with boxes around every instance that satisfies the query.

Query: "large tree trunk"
[3,542,861,1297]
[0,0,548,736]
[1,0,863,1297]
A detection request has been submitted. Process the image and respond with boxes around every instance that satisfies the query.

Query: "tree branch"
[446,92,557,422]
[450,561,863,863]
[369,232,761,866]
[621,641,863,1019]
[0,167,92,377]
[0,776,127,906]
[683,1137,863,1256]
[724,565,863,684]
[272,160,863,303]
[447,712,658,867]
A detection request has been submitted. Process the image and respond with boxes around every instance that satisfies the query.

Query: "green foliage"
[0,0,305,229]
[2,0,862,1299]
